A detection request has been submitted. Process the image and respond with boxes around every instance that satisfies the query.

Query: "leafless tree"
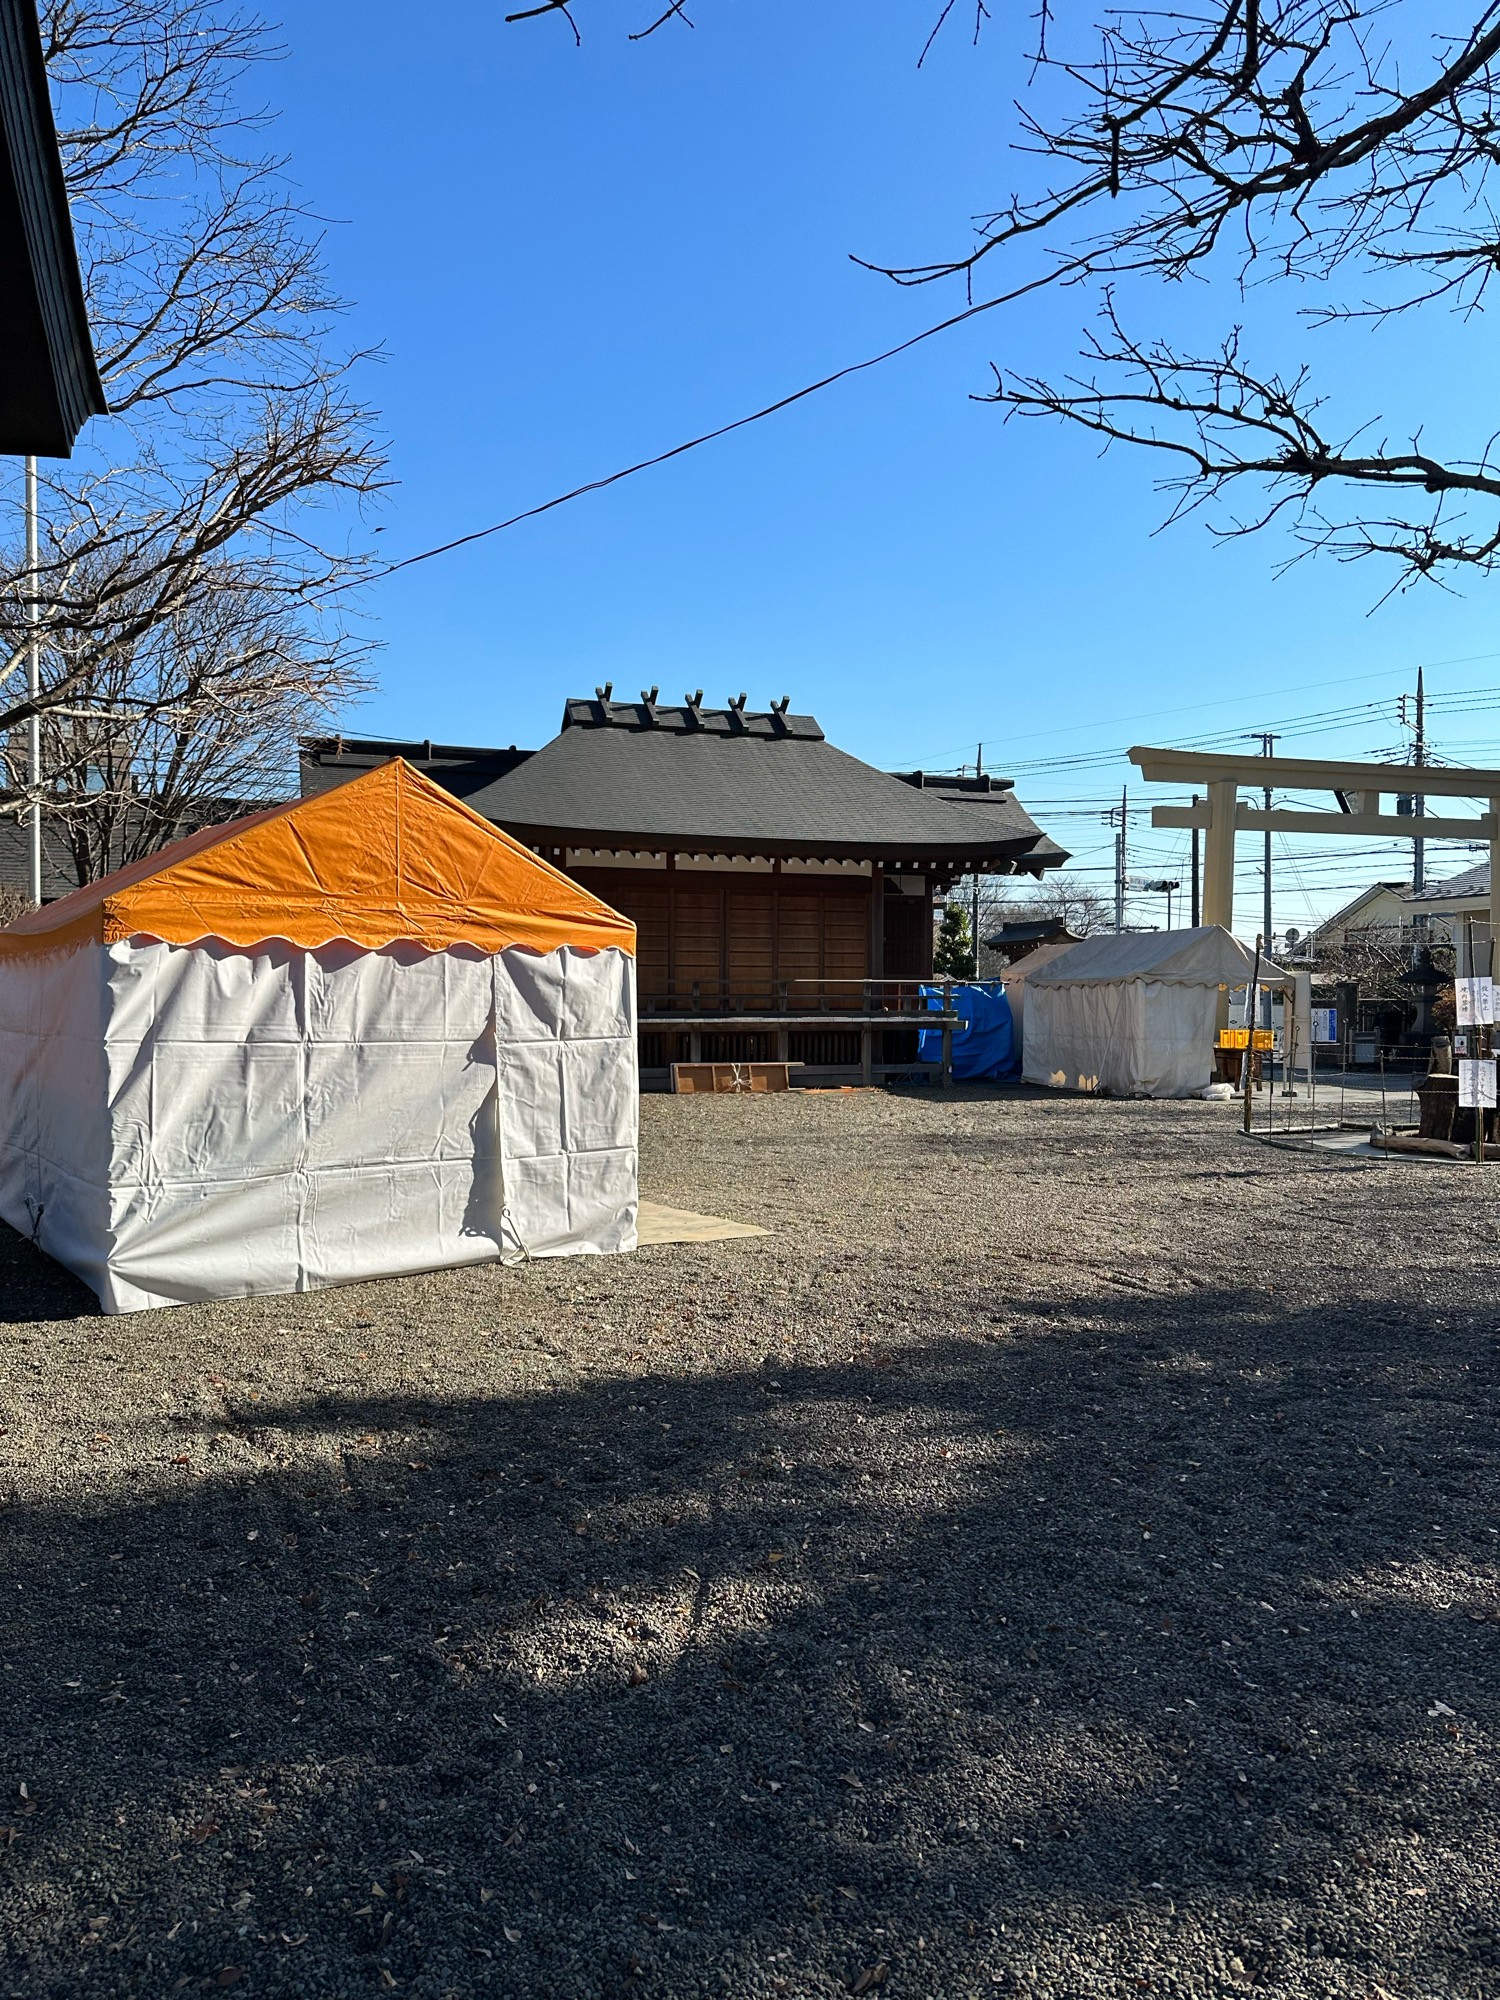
[972,873,1114,968]
[514,0,1500,590]
[28,561,360,883]
[0,0,384,879]
[1309,921,1452,991]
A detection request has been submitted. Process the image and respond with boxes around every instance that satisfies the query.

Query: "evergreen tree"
[934,903,976,979]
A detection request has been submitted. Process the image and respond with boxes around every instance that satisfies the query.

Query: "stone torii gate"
[1128,745,1500,959]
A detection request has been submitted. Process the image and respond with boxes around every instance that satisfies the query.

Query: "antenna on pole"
[1110,785,1128,931]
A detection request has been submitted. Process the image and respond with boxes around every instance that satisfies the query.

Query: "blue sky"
[268,0,1500,928]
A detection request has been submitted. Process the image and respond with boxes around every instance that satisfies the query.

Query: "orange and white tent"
[0,760,639,1312]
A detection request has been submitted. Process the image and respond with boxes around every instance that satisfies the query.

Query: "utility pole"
[1111,785,1128,932]
[1190,792,1201,927]
[1413,665,1426,894]
[25,456,41,907]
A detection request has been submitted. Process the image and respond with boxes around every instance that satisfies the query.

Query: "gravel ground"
[1,1085,1498,2000]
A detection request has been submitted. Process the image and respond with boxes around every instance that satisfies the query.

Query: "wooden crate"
[671,1061,799,1095]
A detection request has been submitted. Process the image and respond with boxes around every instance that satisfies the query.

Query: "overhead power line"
[378,261,1097,577]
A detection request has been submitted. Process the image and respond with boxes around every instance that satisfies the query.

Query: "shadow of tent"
[0,1219,99,1323]
[0,1279,1494,1995]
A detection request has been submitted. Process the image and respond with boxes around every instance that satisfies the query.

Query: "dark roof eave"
[491,818,1051,868]
[0,0,105,455]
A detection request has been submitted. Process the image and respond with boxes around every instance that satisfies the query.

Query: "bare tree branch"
[0,1,386,882]
[509,0,1500,589]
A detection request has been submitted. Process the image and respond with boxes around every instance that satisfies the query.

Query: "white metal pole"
[24,456,41,906]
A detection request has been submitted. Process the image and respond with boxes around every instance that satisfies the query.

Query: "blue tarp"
[917,981,1020,1081]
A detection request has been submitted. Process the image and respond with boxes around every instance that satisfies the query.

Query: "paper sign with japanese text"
[1458,1058,1497,1109]
[1456,977,1496,1026]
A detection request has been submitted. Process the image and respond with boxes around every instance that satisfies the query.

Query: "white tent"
[994,936,1085,1045]
[0,761,639,1313]
[1015,926,1284,1098]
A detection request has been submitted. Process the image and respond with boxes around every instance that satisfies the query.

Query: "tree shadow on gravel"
[1,1283,1497,2000]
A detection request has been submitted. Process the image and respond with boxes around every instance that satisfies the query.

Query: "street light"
[1132,877,1182,929]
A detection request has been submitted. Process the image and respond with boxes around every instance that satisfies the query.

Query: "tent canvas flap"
[1022,925,1283,988]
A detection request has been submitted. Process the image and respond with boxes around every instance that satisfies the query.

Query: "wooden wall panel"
[726,889,774,999]
[778,892,821,997]
[569,872,669,1000]
[672,887,723,996]
[822,894,869,1003]
[563,865,889,1011]
[883,893,929,980]
[622,885,670,998]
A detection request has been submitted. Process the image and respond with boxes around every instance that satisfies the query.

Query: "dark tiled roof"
[890,770,1069,870]
[983,917,1082,949]
[299,736,533,802]
[463,700,1066,868]
[1407,861,1489,904]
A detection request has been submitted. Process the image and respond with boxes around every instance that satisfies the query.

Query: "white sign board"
[1459,1058,1497,1109]
[1455,976,1495,1027]
[1311,1006,1338,1045]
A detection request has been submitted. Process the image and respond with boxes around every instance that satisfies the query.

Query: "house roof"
[1310,880,1410,937]
[0,0,104,454]
[0,760,634,959]
[458,697,1067,869]
[1406,861,1490,906]
[1021,925,1286,988]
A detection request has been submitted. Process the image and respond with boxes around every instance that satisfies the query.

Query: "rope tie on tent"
[499,1204,533,1265]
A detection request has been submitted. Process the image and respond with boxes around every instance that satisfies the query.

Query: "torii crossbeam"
[1129,746,1500,951]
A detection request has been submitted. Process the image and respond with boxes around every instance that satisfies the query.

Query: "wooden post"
[689,1028,702,1063]
[861,1024,872,1086]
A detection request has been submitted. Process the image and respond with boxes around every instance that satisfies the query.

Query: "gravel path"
[1,1086,1497,1998]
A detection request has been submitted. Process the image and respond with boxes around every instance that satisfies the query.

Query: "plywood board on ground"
[637,1201,769,1245]
[671,1062,799,1094]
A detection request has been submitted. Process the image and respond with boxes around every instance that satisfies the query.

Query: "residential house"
[1404,861,1491,954]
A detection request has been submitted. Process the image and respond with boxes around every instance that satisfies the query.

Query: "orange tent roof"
[0,759,635,959]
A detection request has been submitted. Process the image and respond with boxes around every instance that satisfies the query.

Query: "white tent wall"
[1021,978,1221,1096]
[0,944,112,1297]
[0,938,637,1313]
[1013,928,1283,1099]
[997,938,1085,1045]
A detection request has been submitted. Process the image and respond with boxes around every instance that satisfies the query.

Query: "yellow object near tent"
[0,760,639,1313]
